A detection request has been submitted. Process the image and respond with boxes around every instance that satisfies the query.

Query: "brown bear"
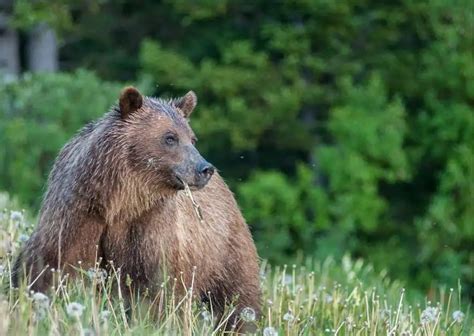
[13,87,261,329]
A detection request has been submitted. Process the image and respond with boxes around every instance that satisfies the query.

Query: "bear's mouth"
[171,175,186,190]
[173,175,204,191]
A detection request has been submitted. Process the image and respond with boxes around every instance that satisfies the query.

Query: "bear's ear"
[174,91,197,118]
[119,86,143,118]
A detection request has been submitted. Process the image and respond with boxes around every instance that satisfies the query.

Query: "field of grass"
[0,202,471,335]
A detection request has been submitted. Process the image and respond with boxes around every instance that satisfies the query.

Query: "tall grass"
[0,202,470,335]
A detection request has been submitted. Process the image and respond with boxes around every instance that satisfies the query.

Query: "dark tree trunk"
[0,0,20,80]
[27,23,58,73]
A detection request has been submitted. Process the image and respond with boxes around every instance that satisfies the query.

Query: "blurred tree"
[0,70,121,208]
[26,23,59,72]
[0,0,20,79]
[0,0,472,295]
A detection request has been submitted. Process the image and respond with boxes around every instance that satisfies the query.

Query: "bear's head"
[118,86,214,191]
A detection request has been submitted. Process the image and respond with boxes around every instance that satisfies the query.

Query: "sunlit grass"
[0,203,471,335]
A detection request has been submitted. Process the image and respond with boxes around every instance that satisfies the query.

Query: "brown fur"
[13,88,261,329]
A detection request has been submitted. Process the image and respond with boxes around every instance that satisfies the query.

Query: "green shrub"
[239,75,472,295]
[239,165,328,262]
[0,70,121,209]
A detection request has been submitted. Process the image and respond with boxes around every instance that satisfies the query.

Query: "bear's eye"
[191,137,198,145]
[164,133,178,146]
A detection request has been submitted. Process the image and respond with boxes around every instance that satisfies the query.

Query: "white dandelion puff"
[86,268,107,284]
[380,309,391,320]
[10,211,23,222]
[18,234,29,243]
[283,311,294,322]
[83,328,95,336]
[240,307,256,322]
[66,302,85,318]
[452,310,464,323]
[99,310,111,323]
[200,310,211,322]
[33,308,46,322]
[32,292,50,309]
[263,326,278,336]
[420,306,438,324]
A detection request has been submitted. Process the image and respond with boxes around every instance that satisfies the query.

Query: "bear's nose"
[198,162,215,179]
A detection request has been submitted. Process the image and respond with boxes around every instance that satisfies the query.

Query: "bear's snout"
[172,145,215,190]
[176,159,214,190]
[197,161,215,184]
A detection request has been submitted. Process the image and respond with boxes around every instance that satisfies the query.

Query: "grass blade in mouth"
[183,182,204,222]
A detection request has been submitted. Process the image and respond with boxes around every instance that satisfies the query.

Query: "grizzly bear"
[13,87,261,329]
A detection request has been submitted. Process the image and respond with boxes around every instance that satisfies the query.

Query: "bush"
[0,70,121,209]
[239,165,328,262]
[239,75,472,296]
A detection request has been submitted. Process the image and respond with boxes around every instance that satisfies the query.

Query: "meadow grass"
[0,204,471,335]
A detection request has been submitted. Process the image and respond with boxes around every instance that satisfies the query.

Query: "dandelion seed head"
[86,268,107,283]
[240,307,256,322]
[83,328,95,336]
[33,308,46,322]
[10,211,23,222]
[263,326,278,336]
[283,311,294,322]
[200,310,211,322]
[325,294,333,303]
[66,302,85,318]
[452,310,464,323]
[380,309,391,320]
[32,292,50,309]
[18,234,29,243]
[420,306,438,324]
[99,310,110,323]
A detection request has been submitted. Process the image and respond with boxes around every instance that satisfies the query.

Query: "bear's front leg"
[12,214,106,293]
[209,245,261,333]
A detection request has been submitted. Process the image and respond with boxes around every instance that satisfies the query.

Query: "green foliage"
[12,0,106,34]
[239,77,412,270]
[12,0,74,32]
[1,0,473,297]
[239,165,328,262]
[0,70,121,209]
[317,76,409,232]
[140,38,305,154]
